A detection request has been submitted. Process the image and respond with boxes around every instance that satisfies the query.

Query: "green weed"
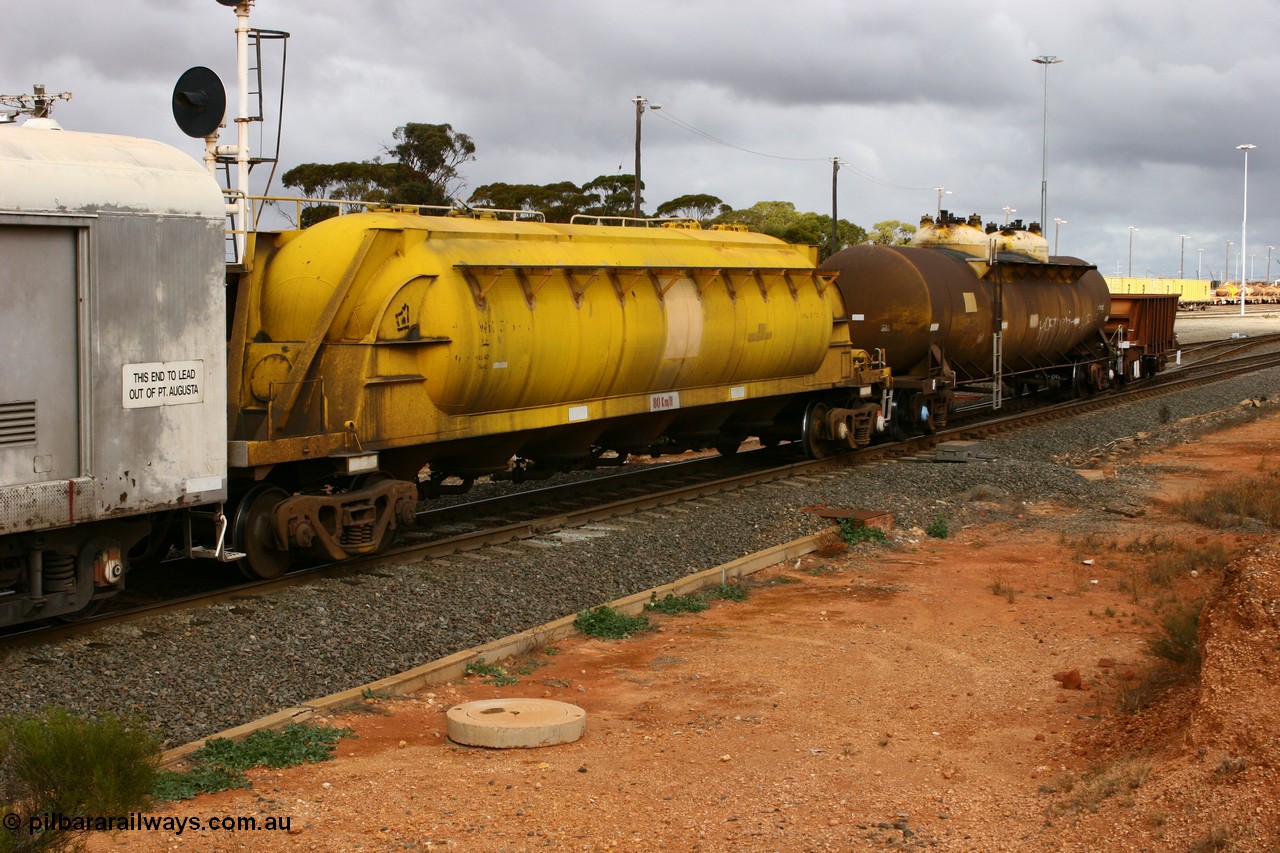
[464,658,518,686]
[839,520,888,545]
[574,605,651,639]
[705,583,748,602]
[151,765,248,803]
[645,592,710,615]
[153,723,353,802]
[514,658,549,676]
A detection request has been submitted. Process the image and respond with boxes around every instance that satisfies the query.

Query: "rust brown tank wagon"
[821,211,1172,434]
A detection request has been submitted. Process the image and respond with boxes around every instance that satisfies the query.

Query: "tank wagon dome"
[911,212,988,256]
[0,124,224,218]
[984,218,1050,263]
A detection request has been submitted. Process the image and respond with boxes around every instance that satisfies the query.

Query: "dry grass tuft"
[1046,755,1153,816]
[1175,469,1280,529]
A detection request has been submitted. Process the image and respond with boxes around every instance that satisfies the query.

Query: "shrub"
[0,707,161,852]
[926,515,949,539]
[1117,666,1183,714]
[1146,603,1202,671]
[574,605,651,639]
[1215,755,1248,777]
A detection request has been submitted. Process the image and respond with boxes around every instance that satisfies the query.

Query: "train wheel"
[57,599,105,622]
[232,485,294,580]
[887,396,909,441]
[800,401,830,459]
[1072,369,1092,398]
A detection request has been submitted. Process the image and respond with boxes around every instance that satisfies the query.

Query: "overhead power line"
[650,106,935,193]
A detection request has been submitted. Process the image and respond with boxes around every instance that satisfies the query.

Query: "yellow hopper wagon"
[226,210,890,576]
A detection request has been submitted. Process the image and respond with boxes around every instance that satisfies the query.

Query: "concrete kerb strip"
[160,528,830,768]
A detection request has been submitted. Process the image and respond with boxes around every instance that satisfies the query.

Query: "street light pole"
[1237,143,1256,316]
[1179,234,1190,279]
[831,158,841,256]
[1268,246,1275,285]
[1053,217,1066,255]
[934,186,950,218]
[632,96,660,220]
[1198,248,1204,279]
[1224,240,1233,289]
[1033,55,1062,229]
[1128,226,1139,277]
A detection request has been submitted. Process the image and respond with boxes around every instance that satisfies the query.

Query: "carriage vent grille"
[0,401,37,447]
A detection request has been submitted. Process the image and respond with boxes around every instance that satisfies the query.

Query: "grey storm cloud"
[7,0,1280,280]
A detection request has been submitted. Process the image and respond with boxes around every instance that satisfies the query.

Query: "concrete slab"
[446,698,587,748]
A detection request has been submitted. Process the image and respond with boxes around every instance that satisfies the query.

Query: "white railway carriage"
[0,120,227,624]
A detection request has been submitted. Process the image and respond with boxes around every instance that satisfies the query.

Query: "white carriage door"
[0,225,79,484]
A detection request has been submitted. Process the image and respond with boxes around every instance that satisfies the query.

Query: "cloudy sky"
[8,0,1279,281]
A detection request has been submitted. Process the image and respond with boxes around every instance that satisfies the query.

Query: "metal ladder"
[991,331,1004,410]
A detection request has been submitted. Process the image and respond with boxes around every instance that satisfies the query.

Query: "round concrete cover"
[446,698,587,748]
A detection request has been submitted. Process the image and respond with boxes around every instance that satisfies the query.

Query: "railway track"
[7,341,1280,649]
[1174,331,1280,366]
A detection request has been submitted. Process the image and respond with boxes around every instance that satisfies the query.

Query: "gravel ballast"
[4,364,1280,748]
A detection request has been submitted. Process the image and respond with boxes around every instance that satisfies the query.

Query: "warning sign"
[123,361,205,409]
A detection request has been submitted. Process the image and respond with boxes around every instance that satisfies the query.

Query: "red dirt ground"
[90,410,1280,852]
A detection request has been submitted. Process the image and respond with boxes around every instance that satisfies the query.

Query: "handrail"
[220,193,548,241]
[569,214,701,228]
